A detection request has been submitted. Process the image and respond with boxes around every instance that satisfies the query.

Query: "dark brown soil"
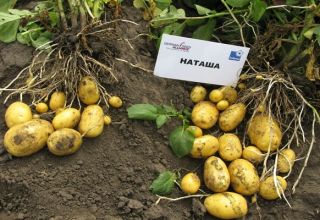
[0,4,320,220]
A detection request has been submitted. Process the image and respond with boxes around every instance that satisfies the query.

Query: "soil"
[0,3,320,220]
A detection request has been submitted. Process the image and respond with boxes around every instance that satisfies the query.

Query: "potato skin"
[191,101,219,129]
[218,133,242,161]
[52,108,81,130]
[190,135,219,158]
[190,86,207,103]
[228,159,260,195]
[277,149,296,173]
[4,119,54,157]
[204,156,230,192]
[47,128,82,156]
[78,76,100,105]
[242,146,264,164]
[259,176,287,200]
[78,105,104,137]
[49,91,66,110]
[5,102,33,128]
[204,192,248,219]
[219,103,246,131]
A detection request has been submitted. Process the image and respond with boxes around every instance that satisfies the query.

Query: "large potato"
[190,135,219,158]
[4,119,54,157]
[242,146,264,164]
[190,85,207,103]
[219,103,246,131]
[247,114,282,152]
[228,159,260,195]
[52,108,81,129]
[218,133,242,161]
[259,176,287,200]
[5,101,32,128]
[277,149,296,173]
[47,128,82,156]
[191,101,219,129]
[78,76,100,105]
[49,91,66,110]
[204,192,248,219]
[204,156,230,192]
[78,105,104,137]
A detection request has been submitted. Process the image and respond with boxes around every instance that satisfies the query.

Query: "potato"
[242,146,264,164]
[204,192,248,219]
[190,85,207,103]
[259,176,287,200]
[219,103,246,131]
[277,149,296,173]
[108,96,123,108]
[191,101,219,129]
[33,114,40,119]
[78,105,104,137]
[49,91,66,110]
[35,102,48,113]
[247,114,282,152]
[209,89,223,103]
[190,135,219,158]
[181,173,201,194]
[52,108,81,130]
[5,101,33,128]
[78,76,100,105]
[104,115,112,125]
[218,133,242,161]
[4,119,54,157]
[216,100,229,111]
[47,128,82,156]
[228,159,260,195]
[220,86,238,104]
[186,125,203,138]
[204,156,230,192]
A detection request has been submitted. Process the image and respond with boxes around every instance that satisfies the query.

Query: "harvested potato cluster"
[3,77,123,157]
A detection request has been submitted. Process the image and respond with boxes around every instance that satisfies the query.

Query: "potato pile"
[3,76,122,157]
[181,85,296,219]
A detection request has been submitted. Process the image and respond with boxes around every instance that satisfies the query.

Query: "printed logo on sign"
[164,42,191,52]
[229,50,243,61]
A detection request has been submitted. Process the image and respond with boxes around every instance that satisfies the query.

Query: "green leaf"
[192,18,215,40]
[251,0,267,22]
[186,19,205,26]
[286,0,300,5]
[169,126,195,158]
[156,115,169,128]
[195,4,211,15]
[0,19,19,42]
[156,0,172,10]
[0,0,17,12]
[151,5,185,27]
[226,0,250,8]
[133,0,145,9]
[31,31,53,49]
[127,104,159,120]
[150,171,177,195]
[156,22,186,48]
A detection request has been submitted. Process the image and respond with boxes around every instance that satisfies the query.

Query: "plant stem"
[68,0,79,31]
[56,0,68,32]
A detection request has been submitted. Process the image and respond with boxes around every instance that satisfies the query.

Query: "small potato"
[33,114,40,119]
[220,86,238,104]
[237,83,246,90]
[216,100,229,111]
[191,101,219,129]
[78,76,100,105]
[190,135,219,158]
[181,173,201,194]
[242,146,264,164]
[52,108,81,130]
[277,149,296,173]
[259,176,287,200]
[104,115,112,125]
[228,159,260,196]
[204,192,248,219]
[49,91,66,110]
[108,96,123,108]
[218,133,242,161]
[47,128,82,156]
[219,103,246,132]
[190,85,207,103]
[5,101,33,128]
[35,102,48,113]
[247,114,282,152]
[209,89,223,103]
[186,126,203,138]
[204,156,230,192]
[78,105,104,137]
[4,119,54,157]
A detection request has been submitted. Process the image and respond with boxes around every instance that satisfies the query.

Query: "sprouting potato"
[52,108,81,130]
[242,146,264,164]
[5,101,33,128]
[186,125,203,138]
[204,156,230,192]
[209,89,223,103]
[259,176,287,200]
[277,148,296,173]
[220,86,238,104]
[35,102,49,113]
[216,100,229,111]
[108,96,123,108]
[190,85,207,103]
[49,91,66,110]
[219,103,246,132]
[191,101,219,129]
[180,172,201,195]
[190,135,219,158]
[218,133,242,161]
[78,76,100,105]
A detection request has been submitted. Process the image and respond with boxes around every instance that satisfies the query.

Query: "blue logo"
[229,50,243,61]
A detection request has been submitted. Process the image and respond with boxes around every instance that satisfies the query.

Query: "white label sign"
[154,34,250,86]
